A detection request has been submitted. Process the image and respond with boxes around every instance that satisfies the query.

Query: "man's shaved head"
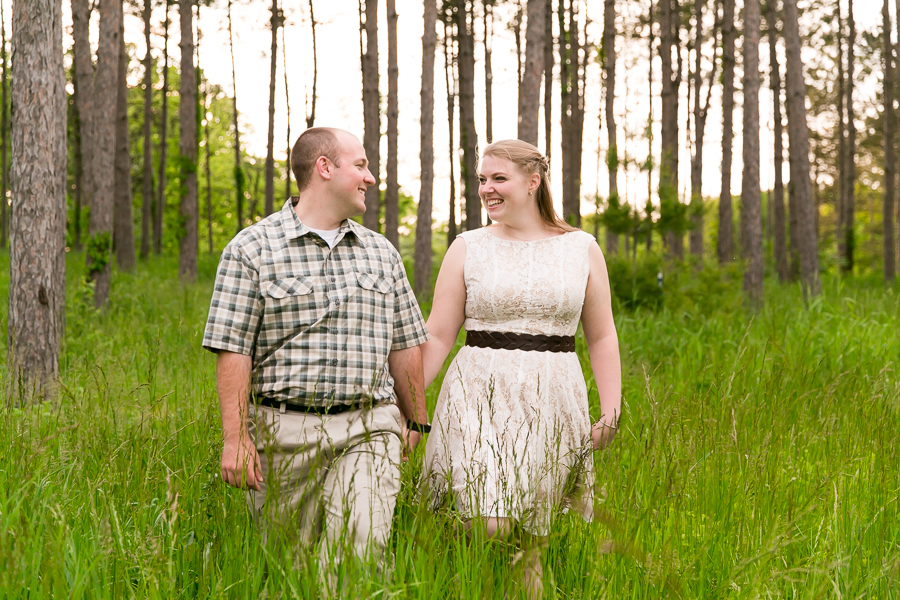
[291,127,347,192]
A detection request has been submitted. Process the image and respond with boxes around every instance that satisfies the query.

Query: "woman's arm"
[580,241,622,450]
[422,237,468,388]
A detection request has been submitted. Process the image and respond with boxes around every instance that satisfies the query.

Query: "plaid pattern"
[203,199,429,407]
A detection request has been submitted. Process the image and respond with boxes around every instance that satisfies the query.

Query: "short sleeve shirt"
[202,198,429,407]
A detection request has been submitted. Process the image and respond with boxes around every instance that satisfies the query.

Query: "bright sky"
[61,0,884,221]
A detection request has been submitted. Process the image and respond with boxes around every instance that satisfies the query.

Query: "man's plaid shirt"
[203,199,429,407]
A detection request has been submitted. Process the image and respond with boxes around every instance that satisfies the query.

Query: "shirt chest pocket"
[261,276,318,334]
[352,271,394,326]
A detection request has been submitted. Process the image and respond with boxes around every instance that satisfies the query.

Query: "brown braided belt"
[465,330,576,353]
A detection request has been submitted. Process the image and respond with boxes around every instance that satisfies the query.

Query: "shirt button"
[334,299,341,306]
[331,277,336,282]
[331,359,339,366]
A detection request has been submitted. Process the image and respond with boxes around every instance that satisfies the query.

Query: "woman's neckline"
[482,226,577,243]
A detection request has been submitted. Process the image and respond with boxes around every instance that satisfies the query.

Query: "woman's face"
[478,155,538,223]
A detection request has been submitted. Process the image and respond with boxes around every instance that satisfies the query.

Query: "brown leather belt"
[465,330,576,353]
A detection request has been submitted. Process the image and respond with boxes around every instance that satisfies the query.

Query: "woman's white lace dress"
[424,227,596,535]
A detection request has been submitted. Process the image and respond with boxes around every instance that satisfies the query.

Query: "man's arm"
[388,345,428,453]
[217,350,263,490]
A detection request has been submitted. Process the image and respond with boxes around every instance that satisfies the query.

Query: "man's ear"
[315,156,333,181]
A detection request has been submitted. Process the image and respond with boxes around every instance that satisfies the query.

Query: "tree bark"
[226,0,244,231]
[604,0,618,255]
[659,0,682,257]
[384,0,399,248]
[140,0,154,259]
[484,0,493,144]
[155,4,169,253]
[456,0,480,230]
[559,0,586,227]
[835,1,846,267]
[415,0,437,296]
[518,0,545,145]
[689,0,719,259]
[114,5,135,271]
[840,0,856,273]
[741,0,763,304]
[9,0,66,399]
[282,26,291,199]
[264,0,279,217]
[72,0,95,253]
[884,0,896,282]
[717,0,735,263]
[72,71,84,250]
[306,0,318,128]
[783,0,819,296]
[178,0,197,283]
[543,0,553,158]
[0,0,8,248]
[443,16,458,244]
[768,0,787,282]
[86,0,121,308]
[513,0,524,105]
[361,0,381,232]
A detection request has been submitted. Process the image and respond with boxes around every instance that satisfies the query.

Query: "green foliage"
[0,251,898,597]
[85,232,111,276]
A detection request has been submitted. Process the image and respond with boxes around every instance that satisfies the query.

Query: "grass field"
[0,251,898,598]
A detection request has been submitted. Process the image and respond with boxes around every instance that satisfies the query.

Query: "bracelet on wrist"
[406,419,432,434]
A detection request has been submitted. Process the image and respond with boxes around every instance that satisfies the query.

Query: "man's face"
[329,133,376,219]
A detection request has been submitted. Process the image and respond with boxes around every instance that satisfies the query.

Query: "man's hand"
[221,436,264,490]
[400,423,423,460]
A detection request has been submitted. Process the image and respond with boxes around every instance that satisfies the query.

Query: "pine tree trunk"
[518,0,545,145]
[484,0,493,144]
[72,0,95,251]
[768,0,788,282]
[841,0,856,273]
[741,0,763,303]
[178,0,197,283]
[155,5,169,253]
[305,0,318,128]
[72,74,84,250]
[659,0,681,257]
[361,0,381,232]
[688,0,717,259]
[384,0,400,247]
[282,27,291,199]
[0,0,8,248]
[718,0,735,263]
[604,0,618,255]
[559,0,584,227]
[443,17,458,244]
[227,0,244,231]
[9,0,66,399]
[87,0,121,309]
[884,0,896,282]
[542,0,552,158]
[783,0,820,296]
[114,6,135,271]
[513,1,524,104]
[835,2,846,267]
[456,0,480,230]
[415,0,437,296]
[264,0,278,217]
[140,0,153,259]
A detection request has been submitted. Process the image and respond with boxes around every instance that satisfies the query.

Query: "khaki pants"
[248,402,403,566]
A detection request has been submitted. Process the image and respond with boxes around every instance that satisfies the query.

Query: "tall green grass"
[0,252,897,598]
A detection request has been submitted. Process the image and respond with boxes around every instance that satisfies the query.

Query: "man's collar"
[280,198,368,248]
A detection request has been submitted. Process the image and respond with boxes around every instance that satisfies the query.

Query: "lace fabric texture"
[424,228,596,535]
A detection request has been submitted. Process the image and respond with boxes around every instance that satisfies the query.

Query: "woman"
[421,139,622,598]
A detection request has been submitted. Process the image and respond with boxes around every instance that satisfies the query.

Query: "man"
[202,127,430,571]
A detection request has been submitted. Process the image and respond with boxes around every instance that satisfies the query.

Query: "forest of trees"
[5,0,900,395]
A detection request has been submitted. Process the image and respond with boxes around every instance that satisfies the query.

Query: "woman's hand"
[591,420,618,450]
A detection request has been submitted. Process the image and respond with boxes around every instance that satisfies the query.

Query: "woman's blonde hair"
[481,139,577,232]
